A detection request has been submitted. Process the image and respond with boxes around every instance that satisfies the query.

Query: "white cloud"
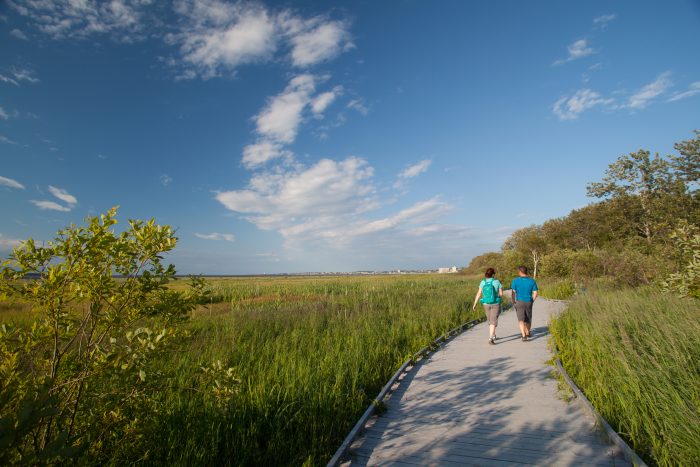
[667,81,700,102]
[48,185,77,205]
[195,232,236,242]
[170,2,352,79]
[593,14,616,26]
[283,16,352,67]
[626,71,672,109]
[242,140,291,168]
[553,89,613,120]
[217,157,375,234]
[160,174,173,186]
[255,74,316,143]
[0,234,23,250]
[0,107,8,120]
[0,66,39,86]
[215,156,470,259]
[399,159,432,179]
[10,28,28,40]
[0,176,25,189]
[554,39,595,65]
[30,200,72,212]
[347,98,368,116]
[0,135,17,145]
[8,0,149,41]
[173,1,277,79]
[311,86,342,116]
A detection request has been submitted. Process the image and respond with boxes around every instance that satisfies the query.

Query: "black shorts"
[514,300,533,323]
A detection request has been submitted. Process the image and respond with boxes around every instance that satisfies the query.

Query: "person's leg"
[514,301,528,339]
[525,302,533,336]
[485,304,498,343]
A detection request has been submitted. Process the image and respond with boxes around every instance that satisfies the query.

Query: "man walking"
[511,266,538,341]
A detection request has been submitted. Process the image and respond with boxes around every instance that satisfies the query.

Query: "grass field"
[550,288,700,466]
[1,274,482,465]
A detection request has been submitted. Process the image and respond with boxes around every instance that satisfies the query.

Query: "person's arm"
[532,280,538,302]
[472,288,482,311]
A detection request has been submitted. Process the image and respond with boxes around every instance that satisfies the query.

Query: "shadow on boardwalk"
[347,313,624,466]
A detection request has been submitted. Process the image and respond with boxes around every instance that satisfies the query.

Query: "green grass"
[536,278,577,300]
[102,274,482,465]
[550,288,700,466]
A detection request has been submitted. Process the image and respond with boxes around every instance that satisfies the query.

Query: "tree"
[0,208,203,464]
[587,149,675,243]
[503,226,547,278]
[670,130,700,188]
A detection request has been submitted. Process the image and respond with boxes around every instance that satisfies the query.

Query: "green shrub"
[0,209,202,464]
[537,279,577,300]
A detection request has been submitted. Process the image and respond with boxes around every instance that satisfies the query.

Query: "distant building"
[438,266,458,274]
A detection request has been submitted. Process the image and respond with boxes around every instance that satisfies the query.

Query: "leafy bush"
[662,224,700,298]
[0,208,202,464]
[536,279,576,300]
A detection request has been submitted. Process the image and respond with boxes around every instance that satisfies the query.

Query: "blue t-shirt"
[511,276,538,302]
[479,278,502,304]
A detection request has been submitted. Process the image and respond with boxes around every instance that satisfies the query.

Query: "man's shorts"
[514,300,533,323]
[483,303,500,325]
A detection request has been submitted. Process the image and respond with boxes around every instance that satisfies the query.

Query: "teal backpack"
[481,279,498,304]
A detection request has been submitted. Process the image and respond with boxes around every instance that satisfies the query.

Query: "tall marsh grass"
[550,289,700,466]
[114,275,480,465]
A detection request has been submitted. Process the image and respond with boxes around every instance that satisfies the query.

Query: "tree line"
[465,131,700,297]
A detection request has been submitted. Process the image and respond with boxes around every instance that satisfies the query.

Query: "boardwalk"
[345,299,629,466]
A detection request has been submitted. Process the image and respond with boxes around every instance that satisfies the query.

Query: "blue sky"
[1,0,699,274]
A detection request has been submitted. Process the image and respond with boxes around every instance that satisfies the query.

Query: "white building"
[438,266,458,274]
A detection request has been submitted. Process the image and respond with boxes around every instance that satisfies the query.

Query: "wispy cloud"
[347,98,368,116]
[554,39,595,65]
[0,135,17,145]
[0,234,23,250]
[48,185,78,205]
[552,89,613,120]
[0,175,25,189]
[0,106,8,120]
[666,81,700,102]
[311,86,342,116]
[398,159,432,179]
[30,200,72,212]
[553,71,680,120]
[593,13,617,27]
[625,71,672,109]
[10,28,28,40]
[160,174,173,186]
[215,156,469,260]
[31,185,78,212]
[195,232,236,242]
[0,66,39,86]
[8,0,149,41]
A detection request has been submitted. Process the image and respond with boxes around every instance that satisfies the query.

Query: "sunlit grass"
[550,289,700,466]
[117,274,481,465]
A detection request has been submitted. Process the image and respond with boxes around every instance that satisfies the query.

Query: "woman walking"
[472,268,503,345]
